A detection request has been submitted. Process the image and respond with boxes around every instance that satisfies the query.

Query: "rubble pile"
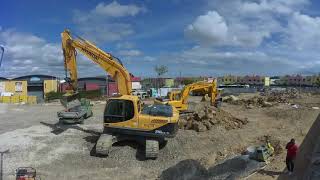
[178,106,248,132]
[263,88,300,103]
[223,88,300,108]
[223,95,272,108]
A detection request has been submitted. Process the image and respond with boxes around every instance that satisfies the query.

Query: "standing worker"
[285,138,299,175]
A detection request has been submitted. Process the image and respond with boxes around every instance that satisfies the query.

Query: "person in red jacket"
[286,138,299,175]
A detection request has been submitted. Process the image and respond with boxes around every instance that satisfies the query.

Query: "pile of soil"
[262,88,300,103]
[179,104,248,132]
[223,88,300,108]
[224,95,273,108]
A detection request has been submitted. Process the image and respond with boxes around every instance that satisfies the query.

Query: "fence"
[0,95,37,104]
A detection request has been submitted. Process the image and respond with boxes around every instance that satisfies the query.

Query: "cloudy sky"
[1,0,320,78]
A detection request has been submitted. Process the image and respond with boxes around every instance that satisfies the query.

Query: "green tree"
[154,65,168,89]
[154,65,168,77]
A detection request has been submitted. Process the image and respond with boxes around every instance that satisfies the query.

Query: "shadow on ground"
[40,121,100,135]
[160,155,266,180]
[278,113,320,180]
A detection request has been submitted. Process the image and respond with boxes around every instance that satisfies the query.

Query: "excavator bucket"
[60,92,81,109]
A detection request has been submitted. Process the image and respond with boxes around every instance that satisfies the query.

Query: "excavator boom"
[61,30,132,95]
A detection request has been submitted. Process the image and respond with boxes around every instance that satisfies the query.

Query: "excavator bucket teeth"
[60,92,80,109]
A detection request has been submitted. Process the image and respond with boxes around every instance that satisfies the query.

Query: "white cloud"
[185,11,228,45]
[0,29,64,78]
[94,1,146,17]
[143,56,156,62]
[73,1,146,44]
[0,28,106,78]
[77,23,134,43]
[116,41,135,49]
[287,12,320,50]
[31,67,39,72]
[118,49,142,57]
[185,0,315,50]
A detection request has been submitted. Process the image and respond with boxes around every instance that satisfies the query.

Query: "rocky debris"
[222,95,239,102]
[179,104,248,132]
[224,95,273,108]
[262,88,300,102]
[223,88,301,109]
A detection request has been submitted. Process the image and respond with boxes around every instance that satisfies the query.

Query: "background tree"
[154,65,168,89]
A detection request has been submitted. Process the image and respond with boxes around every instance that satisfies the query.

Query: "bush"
[45,91,64,101]
[78,90,102,99]
[45,90,102,101]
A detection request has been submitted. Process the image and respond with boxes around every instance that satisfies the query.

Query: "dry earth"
[0,94,319,180]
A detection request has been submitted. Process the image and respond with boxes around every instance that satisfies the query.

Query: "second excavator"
[60,29,179,159]
[155,80,219,112]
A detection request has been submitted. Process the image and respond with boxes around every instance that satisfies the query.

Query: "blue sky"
[1,0,320,78]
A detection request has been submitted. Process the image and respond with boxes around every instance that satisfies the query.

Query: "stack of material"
[178,106,248,132]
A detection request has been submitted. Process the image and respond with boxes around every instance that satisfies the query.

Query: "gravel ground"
[0,94,319,180]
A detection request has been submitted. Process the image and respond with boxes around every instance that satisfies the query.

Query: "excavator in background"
[155,80,219,112]
[60,29,179,159]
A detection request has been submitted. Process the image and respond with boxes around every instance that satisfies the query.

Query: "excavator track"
[95,134,115,156]
[145,139,159,159]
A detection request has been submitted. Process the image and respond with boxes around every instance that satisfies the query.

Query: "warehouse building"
[60,75,142,96]
[12,75,58,103]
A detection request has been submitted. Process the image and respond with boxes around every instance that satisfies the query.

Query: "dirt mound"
[179,104,248,132]
[223,88,300,108]
[223,95,273,108]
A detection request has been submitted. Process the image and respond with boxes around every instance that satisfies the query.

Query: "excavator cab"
[104,98,135,123]
[99,95,179,159]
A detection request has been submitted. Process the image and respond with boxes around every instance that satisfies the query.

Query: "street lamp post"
[0,149,9,180]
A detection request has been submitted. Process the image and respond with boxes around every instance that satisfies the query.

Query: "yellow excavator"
[154,80,219,112]
[61,29,179,159]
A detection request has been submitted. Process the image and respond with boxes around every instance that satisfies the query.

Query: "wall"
[2,80,28,96]
[107,82,118,96]
[165,79,174,87]
[264,77,270,87]
[44,79,58,94]
[132,82,142,90]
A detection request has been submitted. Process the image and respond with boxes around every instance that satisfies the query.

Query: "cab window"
[104,99,134,123]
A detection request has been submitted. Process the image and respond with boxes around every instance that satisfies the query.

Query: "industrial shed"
[12,75,58,102]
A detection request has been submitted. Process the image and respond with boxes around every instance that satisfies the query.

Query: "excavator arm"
[61,29,132,95]
[180,80,217,104]
[158,80,218,111]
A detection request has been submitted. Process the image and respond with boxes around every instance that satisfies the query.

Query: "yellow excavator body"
[61,29,179,158]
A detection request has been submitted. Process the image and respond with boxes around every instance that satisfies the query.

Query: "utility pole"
[0,149,9,180]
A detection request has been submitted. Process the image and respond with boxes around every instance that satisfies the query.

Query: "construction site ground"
[1,93,320,180]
